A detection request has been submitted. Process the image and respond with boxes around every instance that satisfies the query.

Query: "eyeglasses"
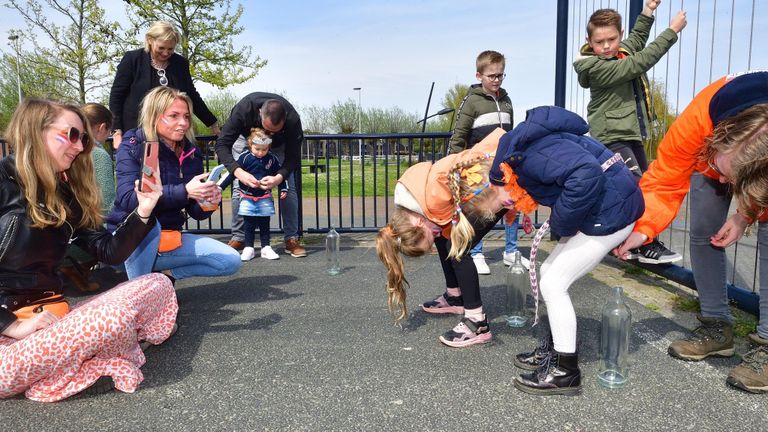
[483,73,506,81]
[157,68,168,86]
[52,125,89,147]
[707,156,727,178]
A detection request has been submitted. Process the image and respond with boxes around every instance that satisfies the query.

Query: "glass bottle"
[326,226,340,275]
[505,251,528,327]
[597,286,632,388]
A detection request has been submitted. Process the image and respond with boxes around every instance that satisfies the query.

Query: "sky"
[1,0,766,125]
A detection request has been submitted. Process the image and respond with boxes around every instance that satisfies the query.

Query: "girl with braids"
[377,128,508,348]
[379,105,644,395]
[614,71,768,394]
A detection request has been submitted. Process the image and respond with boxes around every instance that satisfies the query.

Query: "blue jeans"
[689,173,768,338]
[469,215,519,257]
[124,223,242,280]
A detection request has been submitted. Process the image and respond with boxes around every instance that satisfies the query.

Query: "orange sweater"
[636,75,768,241]
[397,128,504,226]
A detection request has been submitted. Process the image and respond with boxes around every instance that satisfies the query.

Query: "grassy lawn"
[214,159,414,198]
[299,159,413,198]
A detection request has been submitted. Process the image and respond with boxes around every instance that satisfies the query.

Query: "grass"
[671,294,757,337]
[298,159,412,198]
[672,294,700,313]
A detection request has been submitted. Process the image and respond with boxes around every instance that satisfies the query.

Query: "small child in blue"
[220,128,287,261]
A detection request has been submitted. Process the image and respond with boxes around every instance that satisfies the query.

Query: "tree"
[300,105,331,134]
[645,79,678,161]
[430,83,469,133]
[191,89,240,136]
[123,0,265,88]
[6,0,121,103]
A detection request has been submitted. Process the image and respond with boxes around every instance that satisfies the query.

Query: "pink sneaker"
[439,317,492,348]
[421,293,464,314]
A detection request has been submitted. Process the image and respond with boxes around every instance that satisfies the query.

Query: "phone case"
[139,141,160,193]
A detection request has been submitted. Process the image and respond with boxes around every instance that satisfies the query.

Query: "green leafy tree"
[329,99,359,134]
[6,0,120,103]
[645,79,678,161]
[301,105,331,134]
[123,0,265,88]
[430,83,469,133]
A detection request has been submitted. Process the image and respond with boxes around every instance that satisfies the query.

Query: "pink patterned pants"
[0,273,178,402]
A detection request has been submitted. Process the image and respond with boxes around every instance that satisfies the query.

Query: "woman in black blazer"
[109,21,219,148]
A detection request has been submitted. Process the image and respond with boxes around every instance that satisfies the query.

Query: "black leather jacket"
[0,156,156,332]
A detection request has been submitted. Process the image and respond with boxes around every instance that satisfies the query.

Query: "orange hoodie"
[636,74,768,241]
[397,128,504,226]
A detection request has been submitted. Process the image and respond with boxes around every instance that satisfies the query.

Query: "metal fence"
[557,0,765,312]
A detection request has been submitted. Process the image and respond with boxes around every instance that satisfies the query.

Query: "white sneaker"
[260,245,280,260]
[472,254,491,275]
[240,247,256,262]
[503,251,530,270]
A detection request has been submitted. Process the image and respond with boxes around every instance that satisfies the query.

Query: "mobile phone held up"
[199,164,226,212]
[138,141,160,193]
[206,164,226,183]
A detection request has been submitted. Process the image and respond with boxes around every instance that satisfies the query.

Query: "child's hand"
[645,0,661,13]
[135,178,163,219]
[279,191,287,200]
[669,10,687,33]
[643,0,661,15]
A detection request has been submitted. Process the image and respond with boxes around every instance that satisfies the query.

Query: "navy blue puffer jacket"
[106,127,212,231]
[489,106,644,237]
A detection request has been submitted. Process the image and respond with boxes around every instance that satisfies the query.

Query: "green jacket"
[447,84,513,154]
[573,14,678,144]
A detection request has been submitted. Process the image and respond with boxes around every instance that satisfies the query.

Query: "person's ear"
[476,71,483,82]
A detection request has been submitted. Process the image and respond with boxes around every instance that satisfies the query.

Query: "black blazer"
[108,48,217,131]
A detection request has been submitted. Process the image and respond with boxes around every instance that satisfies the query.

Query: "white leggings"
[540,224,634,353]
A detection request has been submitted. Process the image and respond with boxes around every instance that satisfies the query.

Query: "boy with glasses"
[573,0,687,264]
[441,50,523,278]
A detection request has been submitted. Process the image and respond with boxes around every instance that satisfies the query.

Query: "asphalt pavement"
[2,233,767,432]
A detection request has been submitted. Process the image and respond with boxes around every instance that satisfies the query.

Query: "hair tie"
[396,236,402,248]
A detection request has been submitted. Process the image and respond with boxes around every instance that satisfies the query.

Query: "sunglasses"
[53,125,90,147]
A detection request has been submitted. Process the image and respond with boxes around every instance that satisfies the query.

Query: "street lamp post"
[7,32,22,103]
[353,87,362,159]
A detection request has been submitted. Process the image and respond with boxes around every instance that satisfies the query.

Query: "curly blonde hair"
[5,98,102,229]
[700,103,768,221]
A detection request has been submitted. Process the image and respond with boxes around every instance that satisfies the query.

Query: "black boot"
[514,332,553,370]
[514,350,582,396]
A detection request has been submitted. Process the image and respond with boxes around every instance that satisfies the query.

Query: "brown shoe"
[227,239,245,251]
[668,315,734,361]
[726,346,768,393]
[285,238,307,257]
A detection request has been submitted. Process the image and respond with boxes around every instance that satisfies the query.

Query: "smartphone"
[206,164,226,182]
[138,141,160,193]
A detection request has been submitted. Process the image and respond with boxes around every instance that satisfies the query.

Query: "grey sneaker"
[668,315,734,361]
[726,346,768,394]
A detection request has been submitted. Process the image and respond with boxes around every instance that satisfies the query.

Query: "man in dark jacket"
[215,93,307,257]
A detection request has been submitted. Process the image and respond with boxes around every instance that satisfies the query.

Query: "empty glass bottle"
[505,251,528,327]
[597,286,632,388]
[326,226,340,275]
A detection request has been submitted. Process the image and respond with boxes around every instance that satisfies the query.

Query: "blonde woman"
[106,86,241,281]
[109,20,219,148]
[0,99,176,401]
[614,71,768,393]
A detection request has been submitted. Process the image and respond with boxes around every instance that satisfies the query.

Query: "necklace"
[150,57,169,86]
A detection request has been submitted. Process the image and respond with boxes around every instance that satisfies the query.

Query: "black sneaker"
[636,239,682,264]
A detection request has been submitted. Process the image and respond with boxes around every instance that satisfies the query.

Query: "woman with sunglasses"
[613,70,768,394]
[0,99,178,402]
[109,20,219,149]
[106,86,241,281]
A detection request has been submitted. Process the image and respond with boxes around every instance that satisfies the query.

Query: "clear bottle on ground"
[326,226,340,275]
[505,251,528,327]
[597,286,632,388]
